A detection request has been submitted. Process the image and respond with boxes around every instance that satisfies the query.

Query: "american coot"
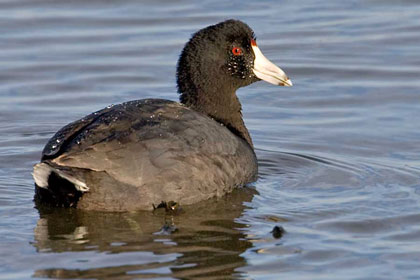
[33,19,292,211]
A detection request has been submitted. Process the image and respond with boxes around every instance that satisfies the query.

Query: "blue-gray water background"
[1,0,420,279]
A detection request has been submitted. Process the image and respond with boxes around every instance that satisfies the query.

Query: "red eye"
[232,47,243,56]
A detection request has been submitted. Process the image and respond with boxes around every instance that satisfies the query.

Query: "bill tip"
[283,78,293,87]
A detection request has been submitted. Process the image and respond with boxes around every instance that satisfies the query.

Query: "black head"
[177,19,291,107]
[178,20,256,106]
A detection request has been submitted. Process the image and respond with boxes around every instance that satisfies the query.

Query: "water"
[1,0,420,279]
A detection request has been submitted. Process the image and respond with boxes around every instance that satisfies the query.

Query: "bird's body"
[33,20,291,211]
[34,99,257,211]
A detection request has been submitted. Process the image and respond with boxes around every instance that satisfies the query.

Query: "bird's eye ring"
[232,47,243,56]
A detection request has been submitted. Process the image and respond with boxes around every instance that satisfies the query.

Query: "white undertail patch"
[32,163,89,192]
[32,163,52,188]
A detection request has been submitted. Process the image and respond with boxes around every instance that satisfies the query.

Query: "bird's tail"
[33,162,89,207]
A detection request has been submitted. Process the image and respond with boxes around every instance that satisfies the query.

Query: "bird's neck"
[179,83,253,148]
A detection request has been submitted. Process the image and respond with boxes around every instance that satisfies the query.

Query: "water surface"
[1,0,420,279]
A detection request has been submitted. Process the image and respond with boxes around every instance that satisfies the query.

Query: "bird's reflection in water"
[32,187,257,279]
